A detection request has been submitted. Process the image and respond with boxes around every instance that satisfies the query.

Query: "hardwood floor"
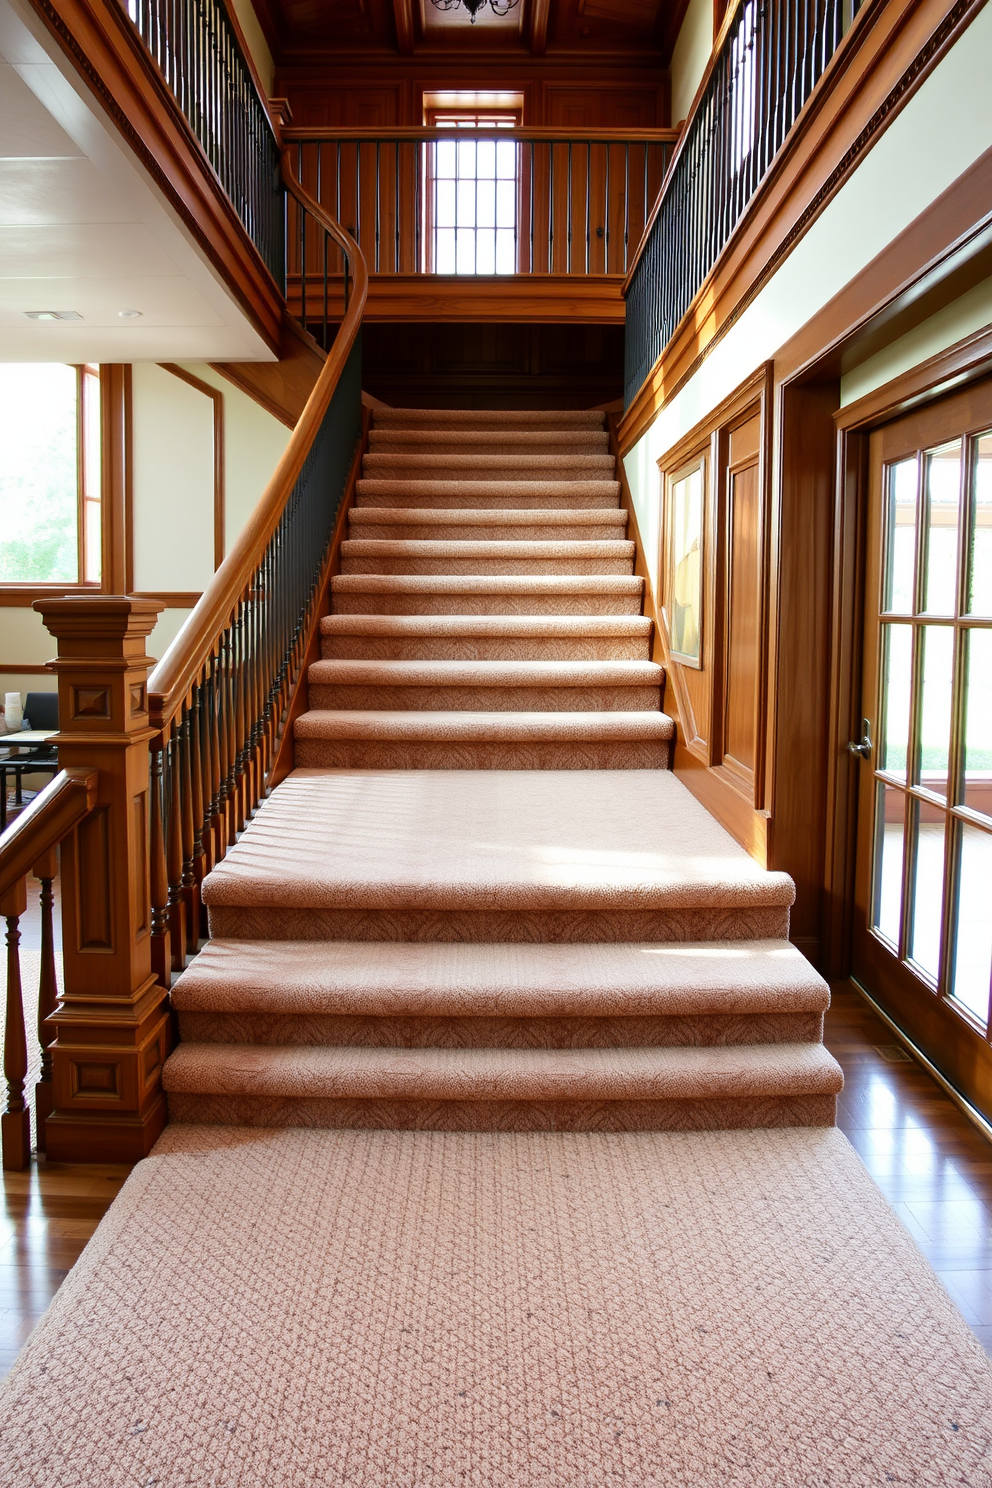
[1,981,990,1380]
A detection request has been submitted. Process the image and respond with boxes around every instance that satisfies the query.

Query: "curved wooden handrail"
[0,769,98,901]
[148,151,369,730]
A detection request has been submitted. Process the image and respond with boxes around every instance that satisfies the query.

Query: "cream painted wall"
[840,275,992,407]
[623,0,992,593]
[670,0,714,125]
[148,605,193,665]
[0,603,192,709]
[132,363,215,593]
[228,0,275,96]
[176,363,292,551]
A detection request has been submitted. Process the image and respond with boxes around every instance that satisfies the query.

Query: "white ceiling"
[0,0,276,362]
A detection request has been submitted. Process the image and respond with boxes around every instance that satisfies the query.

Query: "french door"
[852,380,992,1111]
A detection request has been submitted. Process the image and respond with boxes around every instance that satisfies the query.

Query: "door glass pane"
[962,629,992,822]
[884,457,917,614]
[909,800,945,982]
[872,782,905,947]
[951,822,992,1028]
[923,440,961,615]
[969,432,992,615]
[880,623,912,778]
[916,624,954,799]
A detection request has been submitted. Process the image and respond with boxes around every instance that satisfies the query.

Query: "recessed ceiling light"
[24,310,83,321]
[118,309,142,318]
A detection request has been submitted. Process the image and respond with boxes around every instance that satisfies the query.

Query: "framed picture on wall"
[669,461,704,668]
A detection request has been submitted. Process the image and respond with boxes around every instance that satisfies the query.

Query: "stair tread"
[341,540,635,556]
[163,1040,843,1100]
[364,454,614,467]
[330,574,643,592]
[348,508,627,527]
[356,480,620,498]
[171,938,829,1016]
[309,659,663,686]
[296,710,674,740]
[369,430,609,448]
[372,409,606,427]
[200,769,795,913]
[319,615,651,636]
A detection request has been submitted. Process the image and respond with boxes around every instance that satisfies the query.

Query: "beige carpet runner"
[162,408,843,1131]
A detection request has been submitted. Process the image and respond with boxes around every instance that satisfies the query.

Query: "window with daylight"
[0,363,100,584]
[425,109,520,275]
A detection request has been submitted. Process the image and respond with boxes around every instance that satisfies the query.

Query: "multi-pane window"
[427,114,518,275]
[871,428,992,1027]
[0,363,100,585]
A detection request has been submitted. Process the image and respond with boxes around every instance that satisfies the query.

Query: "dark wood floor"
[1,982,991,1379]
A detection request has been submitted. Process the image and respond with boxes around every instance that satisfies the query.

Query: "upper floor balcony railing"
[623,0,859,406]
[282,127,679,320]
[121,0,285,288]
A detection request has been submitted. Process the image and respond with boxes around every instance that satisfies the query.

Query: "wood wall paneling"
[360,320,625,406]
[653,367,773,864]
[770,378,841,967]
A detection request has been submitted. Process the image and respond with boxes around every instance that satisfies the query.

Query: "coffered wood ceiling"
[256,0,686,63]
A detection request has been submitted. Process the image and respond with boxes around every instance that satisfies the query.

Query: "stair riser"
[166,1092,837,1132]
[339,555,635,576]
[330,593,644,615]
[368,436,610,455]
[294,740,671,770]
[355,489,621,510]
[207,905,791,944]
[374,411,606,429]
[177,1010,823,1048]
[307,684,661,712]
[319,637,651,661]
[363,459,615,480]
[347,521,627,542]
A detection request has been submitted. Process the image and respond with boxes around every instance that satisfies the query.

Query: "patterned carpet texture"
[1,1124,990,1486]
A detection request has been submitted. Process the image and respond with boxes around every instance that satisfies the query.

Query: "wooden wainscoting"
[652,367,774,861]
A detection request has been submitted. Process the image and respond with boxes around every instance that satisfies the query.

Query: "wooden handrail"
[0,769,98,901]
[285,127,681,145]
[147,150,369,730]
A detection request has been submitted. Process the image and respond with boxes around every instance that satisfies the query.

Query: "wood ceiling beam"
[392,0,415,53]
[527,0,550,55]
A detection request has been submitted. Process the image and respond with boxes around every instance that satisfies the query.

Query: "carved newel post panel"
[34,596,171,1162]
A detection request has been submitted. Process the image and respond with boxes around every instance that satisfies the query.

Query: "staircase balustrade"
[282,128,679,301]
[0,159,368,1163]
[118,0,285,287]
[623,0,858,407]
[0,770,98,1170]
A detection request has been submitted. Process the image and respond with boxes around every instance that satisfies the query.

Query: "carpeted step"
[372,408,606,428]
[306,659,663,713]
[318,614,652,661]
[363,454,616,481]
[355,480,621,510]
[294,710,673,769]
[329,574,645,615]
[202,770,796,944]
[162,1040,842,1131]
[368,429,610,455]
[171,937,830,1049]
[347,509,628,543]
[340,539,635,577]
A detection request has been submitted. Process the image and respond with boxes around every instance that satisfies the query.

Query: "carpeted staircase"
[163,408,843,1131]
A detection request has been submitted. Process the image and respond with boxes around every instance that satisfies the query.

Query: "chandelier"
[429,0,519,21]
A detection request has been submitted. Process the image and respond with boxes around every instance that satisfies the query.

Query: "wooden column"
[34,596,170,1163]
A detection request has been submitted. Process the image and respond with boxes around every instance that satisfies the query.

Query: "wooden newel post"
[34,596,171,1163]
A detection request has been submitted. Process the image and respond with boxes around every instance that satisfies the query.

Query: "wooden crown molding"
[618,0,986,453]
[26,0,283,353]
[834,321,992,432]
